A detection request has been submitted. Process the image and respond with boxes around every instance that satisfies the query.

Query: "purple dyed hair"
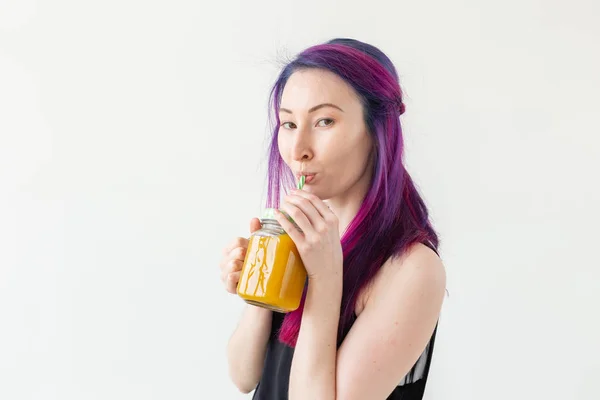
[265,38,439,347]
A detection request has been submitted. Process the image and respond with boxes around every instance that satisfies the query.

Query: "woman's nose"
[291,134,313,162]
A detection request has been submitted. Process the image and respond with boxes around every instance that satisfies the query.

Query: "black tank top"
[252,243,440,400]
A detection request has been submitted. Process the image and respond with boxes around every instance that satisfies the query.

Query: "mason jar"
[236,208,307,312]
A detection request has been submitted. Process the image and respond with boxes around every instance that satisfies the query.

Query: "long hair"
[265,38,439,347]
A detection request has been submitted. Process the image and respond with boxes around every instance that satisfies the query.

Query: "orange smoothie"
[237,233,307,312]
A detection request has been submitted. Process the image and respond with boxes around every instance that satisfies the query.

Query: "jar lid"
[262,208,297,225]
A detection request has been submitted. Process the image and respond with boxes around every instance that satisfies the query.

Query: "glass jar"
[236,208,307,313]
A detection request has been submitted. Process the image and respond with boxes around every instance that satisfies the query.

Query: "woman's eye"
[317,118,334,127]
[281,120,333,129]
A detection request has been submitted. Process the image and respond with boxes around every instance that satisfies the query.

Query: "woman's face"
[277,69,374,201]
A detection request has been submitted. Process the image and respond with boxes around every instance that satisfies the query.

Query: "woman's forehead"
[280,69,361,112]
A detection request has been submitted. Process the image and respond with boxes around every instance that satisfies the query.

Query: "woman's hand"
[219,218,262,293]
[275,189,343,282]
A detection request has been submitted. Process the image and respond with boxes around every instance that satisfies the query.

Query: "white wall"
[1,1,599,399]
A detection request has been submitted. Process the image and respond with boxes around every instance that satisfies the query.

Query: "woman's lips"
[304,174,315,184]
[296,173,316,184]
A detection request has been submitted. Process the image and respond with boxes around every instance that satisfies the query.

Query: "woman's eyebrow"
[279,103,345,114]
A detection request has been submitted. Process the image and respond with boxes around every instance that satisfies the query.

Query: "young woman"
[219,38,446,400]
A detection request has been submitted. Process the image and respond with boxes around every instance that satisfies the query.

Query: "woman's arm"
[289,244,445,400]
[273,190,344,399]
[333,244,445,399]
[289,275,342,399]
[220,219,272,393]
[226,305,272,393]
[276,191,446,400]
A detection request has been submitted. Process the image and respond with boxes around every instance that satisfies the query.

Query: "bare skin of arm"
[226,305,272,393]
[220,218,272,393]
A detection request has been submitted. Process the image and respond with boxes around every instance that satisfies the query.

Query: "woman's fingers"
[226,271,241,293]
[284,193,324,227]
[291,190,338,225]
[229,247,247,262]
[219,217,260,295]
[220,259,243,285]
[279,201,314,235]
[222,237,249,256]
[274,209,306,245]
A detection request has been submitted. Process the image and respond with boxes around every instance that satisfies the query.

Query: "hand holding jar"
[235,207,307,313]
[219,218,262,294]
[274,189,343,282]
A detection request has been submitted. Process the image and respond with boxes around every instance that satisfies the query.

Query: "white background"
[1,1,599,399]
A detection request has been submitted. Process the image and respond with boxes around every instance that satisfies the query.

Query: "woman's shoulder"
[355,242,445,317]
[391,242,444,275]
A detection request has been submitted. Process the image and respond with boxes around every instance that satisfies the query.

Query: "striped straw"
[297,175,305,190]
